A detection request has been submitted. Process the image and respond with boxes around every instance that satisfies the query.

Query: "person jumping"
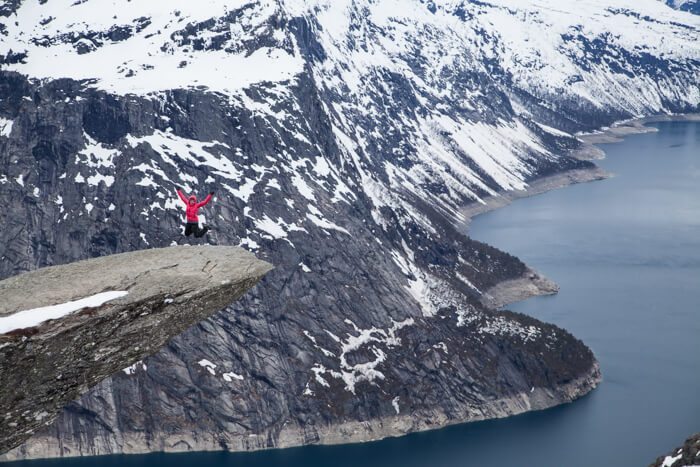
[176,187,214,238]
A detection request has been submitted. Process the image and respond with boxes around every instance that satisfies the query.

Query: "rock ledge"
[0,246,272,455]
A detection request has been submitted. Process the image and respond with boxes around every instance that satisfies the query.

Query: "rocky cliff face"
[0,0,697,460]
[666,0,700,15]
[0,246,271,454]
[650,433,700,467]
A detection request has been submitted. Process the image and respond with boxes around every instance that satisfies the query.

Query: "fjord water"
[11,121,700,467]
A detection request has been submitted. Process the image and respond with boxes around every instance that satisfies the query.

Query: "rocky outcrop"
[479,268,560,310]
[665,0,700,15]
[650,433,700,467]
[0,245,272,455]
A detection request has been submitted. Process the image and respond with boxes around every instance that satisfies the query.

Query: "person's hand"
[209,191,215,196]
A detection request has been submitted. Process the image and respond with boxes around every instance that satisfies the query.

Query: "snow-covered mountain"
[0,0,698,460]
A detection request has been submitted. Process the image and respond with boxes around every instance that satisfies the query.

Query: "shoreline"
[577,112,700,144]
[2,363,602,462]
[463,113,700,229]
[462,166,607,308]
[460,167,610,231]
[467,112,700,309]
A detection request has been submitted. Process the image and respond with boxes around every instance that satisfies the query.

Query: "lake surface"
[10,121,700,466]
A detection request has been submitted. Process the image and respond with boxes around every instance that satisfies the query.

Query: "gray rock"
[650,433,700,467]
[480,268,560,310]
[0,245,272,454]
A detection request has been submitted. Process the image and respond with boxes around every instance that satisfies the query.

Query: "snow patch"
[306,205,350,235]
[310,318,414,394]
[123,361,147,375]
[197,359,217,376]
[392,396,400,414]
[661,453,682,467]
[479,316,541,343]
[1,0,305,96]
[0,118,13,137]
[0,291,128,334]
[222,371,244,382]
[79,135,119,169]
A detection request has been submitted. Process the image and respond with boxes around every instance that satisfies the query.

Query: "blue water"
[10,121,700,466]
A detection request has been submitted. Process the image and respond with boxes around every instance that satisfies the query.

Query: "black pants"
[185,222,209,238]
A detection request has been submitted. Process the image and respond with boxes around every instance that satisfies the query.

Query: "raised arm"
[196,192,213,208]
[176,187,187,205]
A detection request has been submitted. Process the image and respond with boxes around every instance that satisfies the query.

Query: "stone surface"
[0,245,272,455]
[480,268,560,310]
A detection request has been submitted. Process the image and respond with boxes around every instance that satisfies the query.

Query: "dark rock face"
[0,246,272,454]
[0,0,696,460]
[650,433,700,467]
[666,0,700,15]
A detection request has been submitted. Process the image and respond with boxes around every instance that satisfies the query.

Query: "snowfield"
[1,0,303,95]
[3,0,697,108]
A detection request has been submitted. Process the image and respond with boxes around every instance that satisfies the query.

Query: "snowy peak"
[1,0,302,94]
[2,0,698,105]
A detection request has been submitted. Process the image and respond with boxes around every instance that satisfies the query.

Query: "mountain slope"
[0,0,698,459]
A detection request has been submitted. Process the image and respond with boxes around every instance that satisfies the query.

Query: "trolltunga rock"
[0,246,272,454]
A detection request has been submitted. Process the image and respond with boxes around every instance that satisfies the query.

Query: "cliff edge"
[0,245,272,454]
